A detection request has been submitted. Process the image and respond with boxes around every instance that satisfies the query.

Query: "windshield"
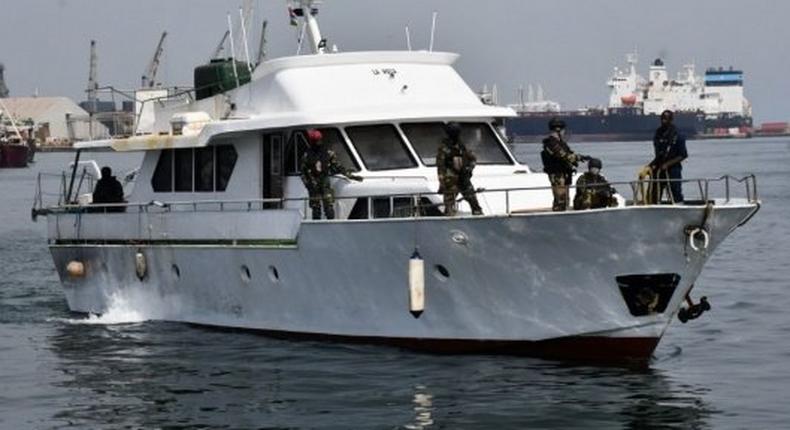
[401,122,512,166]
[345,124,417,171]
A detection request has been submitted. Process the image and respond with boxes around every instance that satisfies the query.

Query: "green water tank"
[194,59,251,100]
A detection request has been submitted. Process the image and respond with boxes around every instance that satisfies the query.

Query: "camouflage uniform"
[436,138,482,216]
[541,135,581,211]
[300,145,356,220]
[573,172,618,210]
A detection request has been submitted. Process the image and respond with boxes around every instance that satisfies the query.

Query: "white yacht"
[33,1,760,362]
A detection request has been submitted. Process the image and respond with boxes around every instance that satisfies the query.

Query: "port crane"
[141,32,168,88]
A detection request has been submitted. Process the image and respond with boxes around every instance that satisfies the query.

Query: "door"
[262,133,284,208]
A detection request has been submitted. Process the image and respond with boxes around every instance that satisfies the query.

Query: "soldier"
[436,122,483,216]
[541,118,589,211]
[92,166,126,212]
[300,129,362,220]
[649,110,688,203]
[573,158,618,210]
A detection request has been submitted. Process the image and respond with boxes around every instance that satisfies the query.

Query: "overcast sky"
[2,0,788,123]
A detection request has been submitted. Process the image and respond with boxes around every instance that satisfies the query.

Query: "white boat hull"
[48,203,757,361]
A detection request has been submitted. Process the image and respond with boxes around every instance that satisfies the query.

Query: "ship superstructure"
[507,52,752,142]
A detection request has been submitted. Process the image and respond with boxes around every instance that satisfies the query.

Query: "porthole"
[434,264,450,282]
[268,265,280,283]
[240,265,251,283]
[171,264,181,280]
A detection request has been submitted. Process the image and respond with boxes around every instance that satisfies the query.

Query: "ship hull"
[505,111,706,143]
[0,145,29,168]
[46,203,757,362]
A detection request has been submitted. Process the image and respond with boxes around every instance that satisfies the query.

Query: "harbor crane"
[0,63,9,97]
[86,40,98,105]
[141,32,168,88]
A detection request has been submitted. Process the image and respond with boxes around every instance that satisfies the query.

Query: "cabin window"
[195,147,214,192]
[216,145,238,191]
[457,123,512,164]
[400,122,446,166]
[345,124,417,171]
[174,149,194,192]
[151,149,173,192]
[401,122,512,166]
[284,128,358,175]
[151,145,238,192]
[284,132,308,175]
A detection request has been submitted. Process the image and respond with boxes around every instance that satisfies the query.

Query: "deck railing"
[32,174,759,222]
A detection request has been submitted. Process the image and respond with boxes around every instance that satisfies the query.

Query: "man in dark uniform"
[436,122,482,216]
[300,129,362,220]
[650,110,688,203]
[541,118,589,211]
[573,158,618,210]
[92,166,125,212]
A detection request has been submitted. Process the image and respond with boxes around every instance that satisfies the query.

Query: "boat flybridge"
[32,1,760,362]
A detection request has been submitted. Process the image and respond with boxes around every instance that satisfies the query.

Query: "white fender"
[409,250,425,318]
[135,250,147,280]
[66,261,85,278]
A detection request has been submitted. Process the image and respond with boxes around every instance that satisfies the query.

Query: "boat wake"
[52,288,177,325]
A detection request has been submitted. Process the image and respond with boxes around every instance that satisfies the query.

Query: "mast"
[293,0,326,54]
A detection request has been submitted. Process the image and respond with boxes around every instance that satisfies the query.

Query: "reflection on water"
[405,384,434,429]
[47,321,714,429]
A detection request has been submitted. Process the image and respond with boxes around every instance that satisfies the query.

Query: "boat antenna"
[255,20,268,67]
[238,7,254,74]
[227,13,241,88]
[211,30,230,59]
[405,25,412,51]
[429,11,438,51]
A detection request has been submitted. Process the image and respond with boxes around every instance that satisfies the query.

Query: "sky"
[2,0,789,123]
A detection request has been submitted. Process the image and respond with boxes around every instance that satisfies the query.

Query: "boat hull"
[48,204,757,361]
[0,145,29,168]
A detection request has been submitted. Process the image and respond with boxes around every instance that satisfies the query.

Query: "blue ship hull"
[506,110,706,143]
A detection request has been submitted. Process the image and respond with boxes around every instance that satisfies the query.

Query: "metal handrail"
[32,174,759,221]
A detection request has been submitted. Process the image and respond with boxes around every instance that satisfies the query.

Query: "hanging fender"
[135,249,147,280]
[408,248,425,318]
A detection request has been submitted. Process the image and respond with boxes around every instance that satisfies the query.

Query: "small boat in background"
[0,99,36,168]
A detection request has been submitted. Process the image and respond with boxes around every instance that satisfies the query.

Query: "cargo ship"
[505,53,752,143]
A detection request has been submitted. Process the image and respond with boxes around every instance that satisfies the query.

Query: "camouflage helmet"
[445,122,462,140]
[548,117,566,131]
[588,158,602,169]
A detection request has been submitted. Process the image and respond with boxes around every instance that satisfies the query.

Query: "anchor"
[677,290,711,323]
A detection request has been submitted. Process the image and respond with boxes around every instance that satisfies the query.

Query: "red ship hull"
[0,145,29,168]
